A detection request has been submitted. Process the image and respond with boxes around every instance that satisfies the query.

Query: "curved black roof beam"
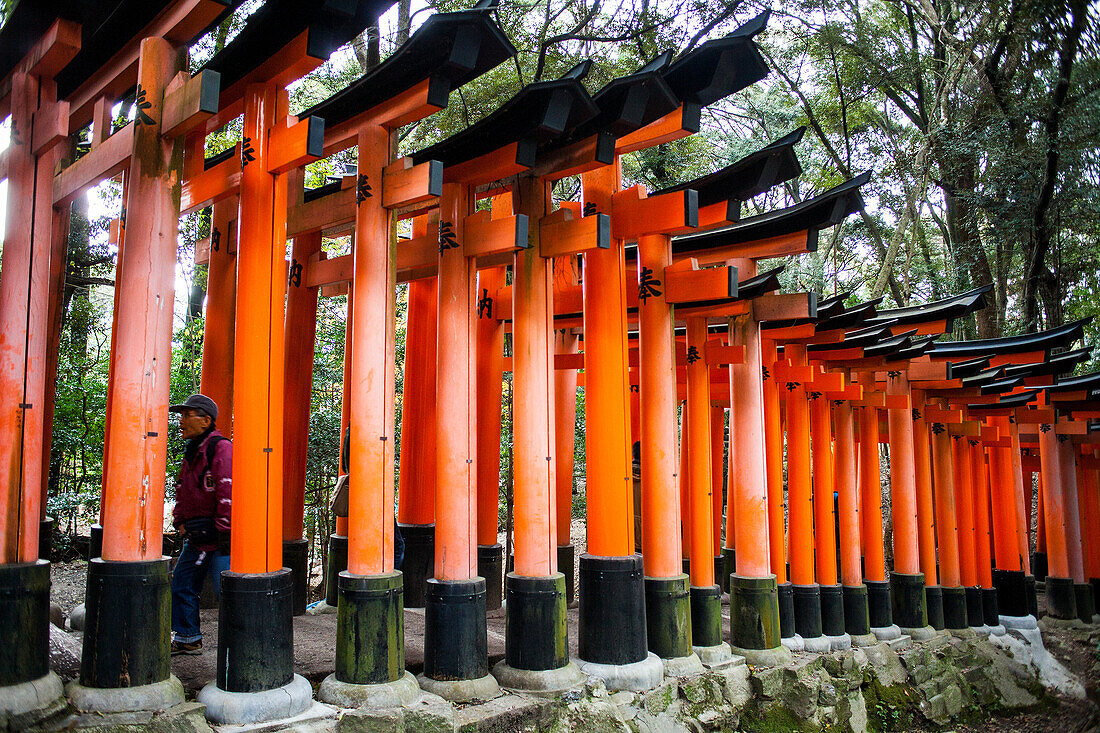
[1050,372,1100,392]
[410,62,599,169]
[945,356,991,380]
[662,11,769,108]
[301,4,515,127]
[561,50,680,141]
[979,377,1024,395]
[1002,348,1091,380]
[656,127,805,214]
[863,332,917,359]
[866,284,991,329]
[929,318,1092,359]
[889,335,937,362]
[672,171,870,256]
[53,0,239,99]
[966,389,1039,412]
[199,0,396,107]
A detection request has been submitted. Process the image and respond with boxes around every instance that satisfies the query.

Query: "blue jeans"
[171,540,230,643]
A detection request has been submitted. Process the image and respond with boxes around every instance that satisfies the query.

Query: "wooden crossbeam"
[663,263,737,304]
[610,185,697,240]
[383,158,442,210]
[539,209,610,257]
[320,77,449,155]
[616,104,700,155]
[444,140,535,185]
[268,115,323,174]
[686,229,816,266]
[531,132,616,181]
[53,123,134,204]
[162,69,221,138]
[463,210,529,257]
[180,143,241,215]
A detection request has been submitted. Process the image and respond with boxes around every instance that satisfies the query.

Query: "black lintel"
[200,0,396,107]
[54,0,235,101]
[929,318,1092,359]
[656,127,805,212]
[979,377,1023,396]
[301,3,515,127]
[1050,371,1100,393]
[1002,348,1091,380]
[945,356,991,380]
[671,172,870,257]
[661,11,770,108]
[410,62,599,170]
[966,389,1039,412]
[867,284,991,330]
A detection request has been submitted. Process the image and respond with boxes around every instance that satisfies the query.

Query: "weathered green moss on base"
[644,575,692,659]
[730,574,781,650]
[336,571,405,685]
[689,585,722,648]
[0,561,50,687]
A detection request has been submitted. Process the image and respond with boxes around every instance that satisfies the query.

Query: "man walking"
[168,394,231,655]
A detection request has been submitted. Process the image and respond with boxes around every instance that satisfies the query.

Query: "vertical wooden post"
[635,233,690,660]
[762,340,787,585]
[857,372,892,633]
[727,310,785,655]
[886,371,929,632]
[684,318,714,589]
[1038,425,1075,618]
[199,199,236,435]
[231,82,285,574]
[282,233,321,521]
[476,266,506,608]
[553,328,579,600]
[929,421,965,629]
[579,163,634,558]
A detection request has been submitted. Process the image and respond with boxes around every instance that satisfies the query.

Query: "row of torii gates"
[0,0,1097,726]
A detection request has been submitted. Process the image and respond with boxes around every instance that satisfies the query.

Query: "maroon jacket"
[172,428,232,548]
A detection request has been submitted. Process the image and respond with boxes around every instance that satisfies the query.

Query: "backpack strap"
[204,435,228,468]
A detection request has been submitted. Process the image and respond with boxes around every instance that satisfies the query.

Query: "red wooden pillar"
[727,310,784,654]
[929,422,965,629]
[396,275,437,607]
[970,440,996,625]
[857,372,892,633]
[1038,425,1075,618]
[809,387,845,642]
[886,371,929,632]
[785,344,822,643]
[987,417,1026,617]
[553,328,579,601]
[281,230,321,614]
[199,199,237,434]
[635,233,690,661]
[762,340,787,587]
[476,266,506,608]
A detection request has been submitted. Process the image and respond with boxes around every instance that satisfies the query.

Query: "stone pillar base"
[2,671,64,719]
[198,674,312,725]
[575,652,663,692]
[659,654,705,677]
[692,642,736,669]
[491,660,585,696]
[417,673,501,703]
[318,671,419,708]
[68,675,184,714]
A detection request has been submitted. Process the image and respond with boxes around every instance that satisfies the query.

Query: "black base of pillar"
[1025,575,1039,618]
[965,586,984,627]
[325,534,348,607]
[720,548,735,594]
[778,582,796,639]
[792,583,822,639]
[866,579,892,628]
[424,577,487,681]
[282,539,309,616]
[1045,576,1077,620]
[558,544,575,605]
[0,560,50,686]
[644,575,691,659]
[842,584,870,636]
[478,545,504,611]
[941,586,967,630]
[982,587,999,626]
[335,572,404,685]
[1031,551,1048,582]
[993,569,1028,617]
[682,557,690,576]
[578,554,647,665]
[925,585,945,630]
[81,558,170,689]
[217,569,294,693]
[730,574,781,650]
[39,517,54,562]
[505,573,568,671]
[399,523,434,609]
[90,524,103,560]
[890,572,928,629]
[819,584,845,637]
[1073,583,1095,623]
[1092,578,1100,611]
[690,585,722,648]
